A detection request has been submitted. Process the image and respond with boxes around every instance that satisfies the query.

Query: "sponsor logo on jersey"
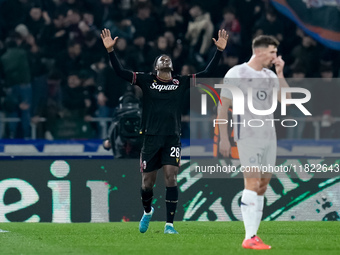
[257,90,267,100]
[173,79,179,85]
[150,81,179,92]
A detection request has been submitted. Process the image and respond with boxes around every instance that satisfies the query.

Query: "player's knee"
[142,176,155,190]
[164,174,177,187]
[142,182,154,190]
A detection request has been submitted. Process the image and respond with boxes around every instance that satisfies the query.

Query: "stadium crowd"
[0,0,339,140]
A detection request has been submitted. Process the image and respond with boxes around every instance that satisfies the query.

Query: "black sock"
[141,188,153,213]
[165,186,178,223]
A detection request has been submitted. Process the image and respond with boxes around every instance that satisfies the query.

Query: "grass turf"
[0,222,339,255]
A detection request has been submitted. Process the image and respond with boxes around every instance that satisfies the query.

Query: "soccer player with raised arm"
[101,28,228,234]
[219,35,290,249]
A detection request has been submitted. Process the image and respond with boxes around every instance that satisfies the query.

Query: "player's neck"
[247,56,263,71]
[157,71,172,81]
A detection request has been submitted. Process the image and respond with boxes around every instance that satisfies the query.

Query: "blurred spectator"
[314,64,340,138]
[59,0,83,15]
[147,36,171,67]
[31,70,63,139]
[219,8,241,48]
[93,0,123,28]
[0,36,32,138]
[96,57,129,137]
[80,69,98,136]
[55,40,85,76]
[214,50,239,77]
[114,37,132,68]
[285,65,310,139]
[82,9,100,35]
[54,71,94,139]
[0,67,5,138]
[39,10,68,58]
[185,5,214,57]
[132,2,159,42]
[164,30,176,51]
[290,35,320,77]
[24,5,46,39]
[64,9,83,42]
[82,31,106,66]
[26,33,49,79]
[190,0,225,24]
[0,0,31,35]
[14,24,30,46]
[228,0,263,61]
[127,34,150,72]
[162,9,187,38]
[104,19,134,42]
[253,8,284,42]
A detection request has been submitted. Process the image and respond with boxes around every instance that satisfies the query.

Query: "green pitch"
[0,222,339,255]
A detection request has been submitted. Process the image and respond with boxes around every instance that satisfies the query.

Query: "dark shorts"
[140,135,181,172]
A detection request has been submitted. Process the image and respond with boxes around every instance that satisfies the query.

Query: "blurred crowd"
[0,0,339,140]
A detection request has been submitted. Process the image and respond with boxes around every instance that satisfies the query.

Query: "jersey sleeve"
[220,67,239,100]
[132,72,152,89]
[108,51,134,83]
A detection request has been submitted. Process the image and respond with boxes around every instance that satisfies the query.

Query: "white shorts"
[237,138,277,169]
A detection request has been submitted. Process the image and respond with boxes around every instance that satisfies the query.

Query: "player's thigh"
[140,135,162,173]
[258,140,276,191]
[161,135,181,167]
[237,138,264,179]
[262,140,277,168]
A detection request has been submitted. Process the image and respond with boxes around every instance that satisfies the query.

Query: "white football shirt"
[220,63,279,141]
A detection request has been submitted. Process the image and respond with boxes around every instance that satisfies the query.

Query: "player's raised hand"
[273,56,285,76]
[101,28,118,52]
[212,29,228,51]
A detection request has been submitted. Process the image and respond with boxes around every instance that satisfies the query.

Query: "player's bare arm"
[212,29,229,51]
[101,28,118,53]
[218,97,232,157]
[273,56,291,101]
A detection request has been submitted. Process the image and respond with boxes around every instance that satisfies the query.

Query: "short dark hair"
[252,35,279,49]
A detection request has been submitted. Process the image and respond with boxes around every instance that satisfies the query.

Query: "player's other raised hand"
[272,55,285,77]
[101,28,118,52]
[212,29,229,51]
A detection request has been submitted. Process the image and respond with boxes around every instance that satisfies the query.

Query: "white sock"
[144,210,153,215]
[241,189,258,239]
[255,195,264,235]
[165,223,173,227]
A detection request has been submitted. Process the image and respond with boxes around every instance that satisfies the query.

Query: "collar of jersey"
[156,75,173,82]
